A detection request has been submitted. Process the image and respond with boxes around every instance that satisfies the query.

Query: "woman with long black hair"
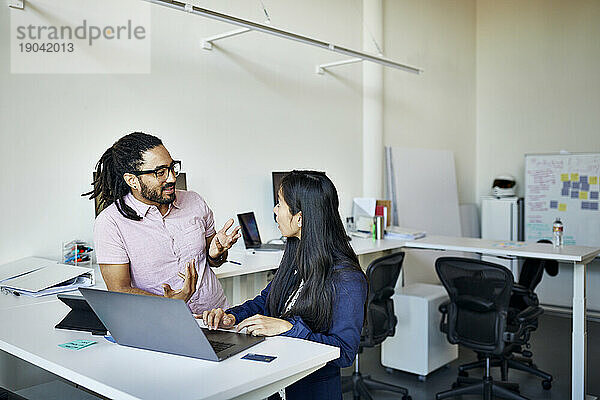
[202,170,367,400]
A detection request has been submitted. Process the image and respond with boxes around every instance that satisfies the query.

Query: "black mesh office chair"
[457,241,556,389]
[435,257,542,400]
[341,252,411,400]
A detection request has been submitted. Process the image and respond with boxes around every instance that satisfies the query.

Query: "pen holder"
[62,240,93,266]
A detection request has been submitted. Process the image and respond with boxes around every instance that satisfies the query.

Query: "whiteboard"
[386,147,461,236]
[525,153,600,246]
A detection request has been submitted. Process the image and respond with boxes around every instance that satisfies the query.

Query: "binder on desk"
[0,257,94,297]
[384,226,426,240]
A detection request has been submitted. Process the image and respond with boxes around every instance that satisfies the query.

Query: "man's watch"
[207,252,226,266]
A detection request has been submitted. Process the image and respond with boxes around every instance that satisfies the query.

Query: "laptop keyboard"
[209,340,235,353]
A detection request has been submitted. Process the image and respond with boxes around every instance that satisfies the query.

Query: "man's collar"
[124,193,152,217]
[124,191,180,217]
[172,191,181,209]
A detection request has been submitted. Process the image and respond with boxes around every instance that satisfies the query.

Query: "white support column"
[572,261,587,399]
[362,0,384,198]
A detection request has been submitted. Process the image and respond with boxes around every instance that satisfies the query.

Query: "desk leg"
[572,262,587,400]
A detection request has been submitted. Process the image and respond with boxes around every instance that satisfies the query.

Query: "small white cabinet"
[381,283,458,377]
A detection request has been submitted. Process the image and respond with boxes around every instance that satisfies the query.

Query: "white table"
[6,235,595,398]
[215,238,407,305]
[0,300,339,400]
[403,235,600,400]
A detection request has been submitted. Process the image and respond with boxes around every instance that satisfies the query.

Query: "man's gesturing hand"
[162,260,198,302]
[209,218,241,259]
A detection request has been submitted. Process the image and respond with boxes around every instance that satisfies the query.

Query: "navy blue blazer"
[227,266,367,400]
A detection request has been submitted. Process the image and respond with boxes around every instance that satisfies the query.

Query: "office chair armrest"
[504,306,544,344]
[439,300,450,314]
[438,300,450,334]
[512,284,539,306]
[515,305,543,324]
[512,284,530,295]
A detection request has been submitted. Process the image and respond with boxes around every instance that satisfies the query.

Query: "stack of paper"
[0,257,94,297]
[353,198,376,232]
[384,226,426,240]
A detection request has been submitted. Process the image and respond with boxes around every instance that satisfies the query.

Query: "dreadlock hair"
[266,170,365,333]
[82,132,163,221]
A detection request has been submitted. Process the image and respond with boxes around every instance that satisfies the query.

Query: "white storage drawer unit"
[381,283,458,378]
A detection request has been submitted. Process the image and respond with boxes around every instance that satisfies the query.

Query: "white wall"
[476,0,600,310]
[383,0,477,205]
[476,0,600,198]
[0,0,368,264]
[8,1,596,268]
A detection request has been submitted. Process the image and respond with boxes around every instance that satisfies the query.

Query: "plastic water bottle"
[552,218,564,247]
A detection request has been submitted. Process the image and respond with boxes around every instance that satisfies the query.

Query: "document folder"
[0,257,94,296]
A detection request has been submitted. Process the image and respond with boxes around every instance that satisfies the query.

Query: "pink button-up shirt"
[94,191,229,314]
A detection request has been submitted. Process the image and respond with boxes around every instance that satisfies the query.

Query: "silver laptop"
[79,288,263,361]
[237,211,285,251]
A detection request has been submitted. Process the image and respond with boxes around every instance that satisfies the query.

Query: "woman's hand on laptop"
[199,308,236,330]
[162,260,198,302]
[236,315,292,337]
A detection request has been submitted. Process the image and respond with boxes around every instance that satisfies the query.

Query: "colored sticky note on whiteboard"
[590,176,599,185]
[580,191,588,199]
[558,203,567,211]
[571,173,579,181]
[561,174,570,182]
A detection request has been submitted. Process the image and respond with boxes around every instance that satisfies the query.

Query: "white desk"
[215,239,406,305]
[214,237,407,279]
[0,300,339,399]
[350,237,407,256]
[7,236,595,398]
[404,235,600,400]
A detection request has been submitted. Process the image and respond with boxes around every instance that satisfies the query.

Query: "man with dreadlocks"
[84,132,240,313]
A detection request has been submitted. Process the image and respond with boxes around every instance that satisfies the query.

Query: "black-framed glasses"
[132,160,181,181]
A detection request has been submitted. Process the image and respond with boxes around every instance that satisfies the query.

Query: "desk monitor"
[272,172,289,207]
[272,172,289,221]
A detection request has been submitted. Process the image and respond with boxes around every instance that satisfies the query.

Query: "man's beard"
[139,181,176,204]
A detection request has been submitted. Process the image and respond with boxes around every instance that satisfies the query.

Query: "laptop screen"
[237,212,262,248]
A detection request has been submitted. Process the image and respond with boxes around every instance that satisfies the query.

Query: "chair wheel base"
[542,380,552,390]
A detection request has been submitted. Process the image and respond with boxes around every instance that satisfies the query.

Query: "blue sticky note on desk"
[58,340,97,350]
